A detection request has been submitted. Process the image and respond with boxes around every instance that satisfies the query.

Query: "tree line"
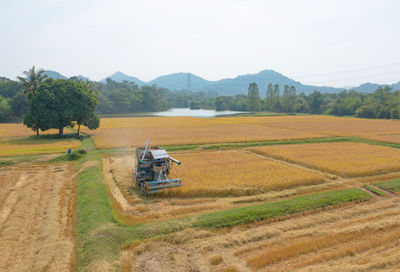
[217,82,400,119]
[0,73,216,123]
[1,68,400,127]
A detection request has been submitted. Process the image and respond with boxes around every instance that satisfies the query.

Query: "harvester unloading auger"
[134,140,182,196]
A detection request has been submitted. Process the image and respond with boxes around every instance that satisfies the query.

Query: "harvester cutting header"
[134,140,182,196]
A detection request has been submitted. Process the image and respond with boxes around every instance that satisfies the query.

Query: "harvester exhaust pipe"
[169,156,181,165]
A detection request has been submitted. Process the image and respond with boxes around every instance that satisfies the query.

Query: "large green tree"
[24,79,99,135]
[70,80,99,135]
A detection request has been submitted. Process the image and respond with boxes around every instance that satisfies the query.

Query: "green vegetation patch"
[375,179,400,193]
[204,136,357,150]
[194,188,371,228]
[363,184,386,196]
[162,144,200,152]
[0,160,14,167]
[357,138,400,150]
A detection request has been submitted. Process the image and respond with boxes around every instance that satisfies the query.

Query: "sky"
[1,0,399,87]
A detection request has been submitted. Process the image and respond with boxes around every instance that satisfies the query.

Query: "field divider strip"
[193,188,372,228]
[374,179,400,194]
[244,148,341,179]
[160,136,358,151]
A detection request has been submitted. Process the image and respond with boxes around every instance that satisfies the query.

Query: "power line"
[295,62,400,78]
[187,73,191,91]
[304,70,400,84]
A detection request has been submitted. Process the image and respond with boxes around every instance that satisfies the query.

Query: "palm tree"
[17,66,48,97]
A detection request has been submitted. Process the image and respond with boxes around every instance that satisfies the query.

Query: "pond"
[150,108,246,118]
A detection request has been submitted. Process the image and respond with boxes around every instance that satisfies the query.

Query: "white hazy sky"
[1,0,399,87]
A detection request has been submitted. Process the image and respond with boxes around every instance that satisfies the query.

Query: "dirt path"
[0,163,76,272]
[120,197,400,272]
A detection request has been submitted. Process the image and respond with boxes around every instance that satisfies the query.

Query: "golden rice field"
[364,134,400,144]
[0,139,81,156]
[0,123,65,138]
[0,123,38,138]
[93,124,325,148]
[254,115,400,136]
[251,142,400,177]
[82,115,400,148]
[87,116,327,148]
[166,150,325,197]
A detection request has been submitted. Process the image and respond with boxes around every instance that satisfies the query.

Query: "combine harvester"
[134,140,182,196]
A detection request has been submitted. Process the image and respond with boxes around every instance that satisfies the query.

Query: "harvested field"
[0,163,76,272]
[120,197,400,272]
[251,142,400,177]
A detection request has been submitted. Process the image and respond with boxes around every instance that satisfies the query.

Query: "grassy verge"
[357,138,400,150]
[162,144,201,151]
[375,179,400,193]
[0,160,14,167]
[203,137,357,150]
[194,188,371,228]
[363,184,386,196]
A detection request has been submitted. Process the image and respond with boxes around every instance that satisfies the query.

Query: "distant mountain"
[149,73,211,90]
[100,69,343,95]
[100,71,145,85]
[203,70,341,96]
[43,69,400,96]
[351,82,400,93]
[44,70,66,79]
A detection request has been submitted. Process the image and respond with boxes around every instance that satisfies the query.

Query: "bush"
[355,104,376,118]
[65,149,86,161]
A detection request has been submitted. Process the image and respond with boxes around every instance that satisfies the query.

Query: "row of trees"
[246,82,323,114]
[242,82,400,119]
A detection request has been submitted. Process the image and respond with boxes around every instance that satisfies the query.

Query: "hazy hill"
[44,70,66,79]
[100,71,145,85]
[204,70,341,95]
[44,69,400,95]
[101,69,342,95]
[149,73,211,90]
[351,82,400,93]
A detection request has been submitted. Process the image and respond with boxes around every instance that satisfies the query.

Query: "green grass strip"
[375,179,400,193]
[162,144,200,151]
[203,136,357,150]
[363,184,386,196]
[0,160,14,167]
[357,138,400,150]
[194,188,371,228]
